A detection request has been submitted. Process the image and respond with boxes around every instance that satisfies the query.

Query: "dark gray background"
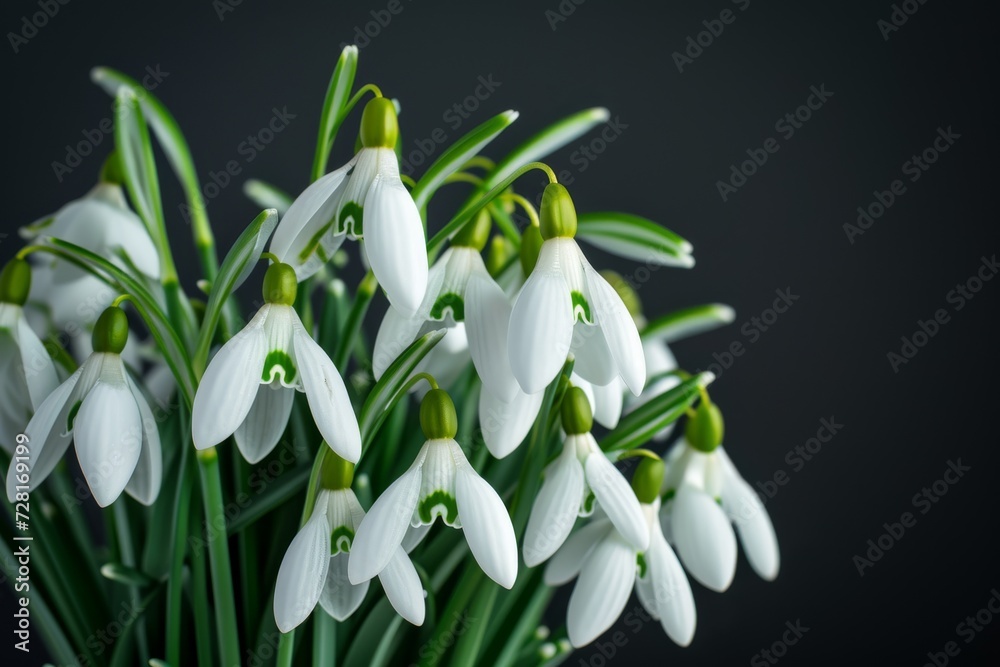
[2,0,998,664]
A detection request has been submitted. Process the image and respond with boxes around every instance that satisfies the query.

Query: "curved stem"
[111,293,134,308]
[500,193,540,228]
[443,172,484,186]
[260,251,280,264]
[401,372,439,394]
[462,155,496,172]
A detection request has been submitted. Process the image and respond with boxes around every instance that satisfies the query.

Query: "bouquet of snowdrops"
[0,46,779,667]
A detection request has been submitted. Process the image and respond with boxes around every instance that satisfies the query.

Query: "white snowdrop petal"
[524,452,585,567]
[292,326,362,464]
[478,384,543,459]
[319,553,369,621]
[507,270,573,394]
[192,311,268,450]
[234,384,295,464]
[566,533,637,648]
[645,524,696,646]
[402,523,432,554]
[274,497,332,632]
[110,210,162,278]
[544,519,612,586]
[672,485,737,592]
[378,547,426,626]
[584,446,649,551]
[15,314,59,410]
[465,270,519,403]
[74,381,143,507]
[570,321,617,387]
[719,452,780,581]
[372,305,426,380]
[584,266,646,395]
[363,156,428,316]
[590,379,624,430]
[123,376,163,506]
[349,464,423,584]
[455,459,518,589]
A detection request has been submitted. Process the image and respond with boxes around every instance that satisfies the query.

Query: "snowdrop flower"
[0,260,59,453]
[545,457,696,648]
[269,96,428,315]
[23,174,160,328]
[6,305,161,507]
[523,387,647,566]
[192,262,361,464]
[274,455,424,632]
[660,397,780,591]
[373,210,518,402]
[508,183,644,396]
[349,388,517,588]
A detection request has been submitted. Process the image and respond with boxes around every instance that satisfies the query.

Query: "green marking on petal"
[298,218,337,264]
[331,526,355,554]
[430,293,465,322]
[637,551,647,578]
[571,291,592,323]
[662,489,676,502]
[418,490,459,526]
[262,350,297,384]
[66,400,82,432]
[338,201,364,237]
[582,491,596,515]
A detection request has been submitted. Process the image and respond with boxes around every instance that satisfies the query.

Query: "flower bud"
[631,456,665,504]
[99,151,124,186]
[560,386,593,435]
[0,258,31,306]
[420,388,458,440]
[685,399,724,453]
[486,235,516,278]
[451,209,491,252]
[360,97,399,149]
[539,183,577,240]
[92,306,129,354]
[262,262,298,306]
[320,451,355,490]
[519,224,544,276]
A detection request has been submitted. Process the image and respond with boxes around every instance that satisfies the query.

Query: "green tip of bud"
[420,388,458,440]
[451,209,492,252]
[560,386,593,435]
[600,270,642,319]
[0,258,32,306]
[685,399,724,453]
[539,183,577,240]
[92,306,129,354]
[99,151,124,186]
[320,452,355,490]
[520,224,544,276]
[632,457,666,504]
[486,235,516,278]
[360,97,399,149]
[262,263,298,305]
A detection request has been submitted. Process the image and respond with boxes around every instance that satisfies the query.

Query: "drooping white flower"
[274,482,425,633]
[23,182,160,327]
[0,260,60,453]
[5,306,161,507]
[269,97,427,315]
[544,499,696,649]
[523,387,647,566]
[349,389,517,589]
[192,263,361,464]
[660,401,780,590]
[507,184,644,396]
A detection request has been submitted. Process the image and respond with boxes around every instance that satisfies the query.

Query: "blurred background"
[2,0,998,664]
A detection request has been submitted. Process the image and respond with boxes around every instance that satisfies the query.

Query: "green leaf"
[101,562,155,588]
[485,107,610,190]
[448,583,498,667]
[359,329,445,448]
[343,597,407,667]
[312,45,359,181]
[243,179,293,215]
[114,87,166,246]
[600,372,715,452]
[642,303,736,343]
[193,208,278,374]
[411,110,519,210]
[576,211,694,268]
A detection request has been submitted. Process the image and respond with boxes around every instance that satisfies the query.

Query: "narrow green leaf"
[243,179,293,215]
[193,208,278,374]
[343,598,407,667]
[312,45,359,181]
[411,110,519,210]
[101,561,156,588]
[600,372,715,452]
[642,303,736,344]
[448,583,499,667]
[114,87,166,249]
[358,329,445,448]
[576,211,694,268]
[226,464,311,536]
